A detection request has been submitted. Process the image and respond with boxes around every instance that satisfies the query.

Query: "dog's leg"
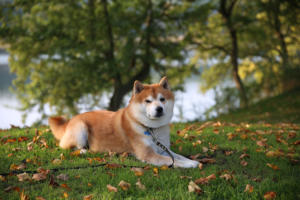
[170,151,199,168]
[59,121,88,153]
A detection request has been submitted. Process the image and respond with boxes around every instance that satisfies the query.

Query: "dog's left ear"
[159,76,170,90]
[133,80,144,95]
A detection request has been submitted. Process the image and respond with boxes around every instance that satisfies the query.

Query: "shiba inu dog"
[49,77,199,168]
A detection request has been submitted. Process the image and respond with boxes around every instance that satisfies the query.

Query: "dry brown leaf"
[70,149,81,156]
[225,151,234,156]
[190,153,202,160]
[188,181,202,194]
[20,190,29,200]
[105,163,122,169]
[107,184,118,192]
[37,167,50,175]
[244,184,254,193]
[10,163,26,170]
[57,174,69,181]
[131,167,145,177]
[52,159,62,165]
[83,194,93,200]
[266,163,279,170]
[17,173,31,182]
[63,192,68,198]
[118,180,131,191]
[61,183,71,191]
[0,175,6,182]
[293,140,300,145]
[153,167,159,175]
[198,158,216,164]
[240,160,248,167]
[240,134,248,140]
[36,196,46,200]
[18,136,29,142]
[198,163,203,170]
[4,186,20,193]
[160,165,168,170]
[220,173,232,181]
[88,183,92,187]
[239,153,250,159]
[256,140,266,147]
[202,147,209,153]
[264,191,276,199]
[227,133,236,140]
[32,173,47,181]
[136,178,146,190]
[194,174,216,185]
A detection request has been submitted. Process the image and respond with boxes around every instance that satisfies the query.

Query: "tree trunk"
[230,29,248,108]
[107,0,152,111]
[219,0,248,108]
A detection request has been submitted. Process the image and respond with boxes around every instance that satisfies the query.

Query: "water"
[0,53,215,129]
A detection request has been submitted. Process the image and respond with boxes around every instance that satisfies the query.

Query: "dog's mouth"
[147,114,164,120]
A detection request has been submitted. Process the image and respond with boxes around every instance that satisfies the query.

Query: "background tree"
[0,0,191,120]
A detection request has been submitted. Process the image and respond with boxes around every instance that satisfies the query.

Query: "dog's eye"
[145,100,152,103]
[160,97,165,102]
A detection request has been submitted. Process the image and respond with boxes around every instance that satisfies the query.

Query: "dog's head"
[129,77,174,128]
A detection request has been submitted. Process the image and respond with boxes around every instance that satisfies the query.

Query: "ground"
[0,89,299,200]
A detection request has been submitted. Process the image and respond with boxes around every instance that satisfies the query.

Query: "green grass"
[214,88,300,123]
[0,90,300,199]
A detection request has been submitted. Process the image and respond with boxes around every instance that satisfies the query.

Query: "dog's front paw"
[175,159,199,168]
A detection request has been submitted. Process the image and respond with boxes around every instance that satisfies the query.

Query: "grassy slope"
[214,88,300,123]
[0,90,299,200]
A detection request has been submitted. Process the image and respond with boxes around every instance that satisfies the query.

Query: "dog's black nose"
[156,106,163,114]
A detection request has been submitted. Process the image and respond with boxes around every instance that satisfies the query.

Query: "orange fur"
[48,77,199,168]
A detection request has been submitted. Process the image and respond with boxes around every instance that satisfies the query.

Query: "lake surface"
[0,53,215,129]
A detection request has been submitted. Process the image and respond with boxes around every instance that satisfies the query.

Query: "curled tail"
[48,116,69,140]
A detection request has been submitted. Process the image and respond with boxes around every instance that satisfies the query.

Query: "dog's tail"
[48,116,69,140]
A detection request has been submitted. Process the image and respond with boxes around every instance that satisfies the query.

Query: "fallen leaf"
[160,165,168,170]
[52,159,62,165]
[0,175,6,181]
[18,136,29,142]
[202,147,208,153]
[63,192,68,198]
[227,133,236,140]
[131,167,145,176]
[239,153,250,159]
[70,149,81,156]
[220,174,232,181]
[188,181,202,194]
[293,140,300,145]
[136,178,146,190]
[256,140,267,147]
[10,163,26,170]
[198,163,203,170]
[88,183,92,187]
[37,167,50,175]
[194,174,216,185]
[61,183,71,191]
[240,160,248,167]
[153,167,159,175]
[240,134,248,140]
[244,184,254,193]
[107,184,118,192]
[32,173,47,181]
[4,138,17,144]
[36,196,46,200]
[83,194,93,200]
[20,190,29,200]
[105,163,122,169]
[118,180,131,191]
[190,153,202,160]
[7,153,13,157]
[17,173,31,182]
[264,191,276,199]
[4,186,20,193]
[198,158,216,164]
[57,174,69,181]
[224,151,233,156]
[266,163,279,170]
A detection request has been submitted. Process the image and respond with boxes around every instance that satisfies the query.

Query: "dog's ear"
[133,80,144,95]
[159,76,169,90]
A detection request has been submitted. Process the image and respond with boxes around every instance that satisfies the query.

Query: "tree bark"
[107,0,152,111]
[219,0,248,108]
